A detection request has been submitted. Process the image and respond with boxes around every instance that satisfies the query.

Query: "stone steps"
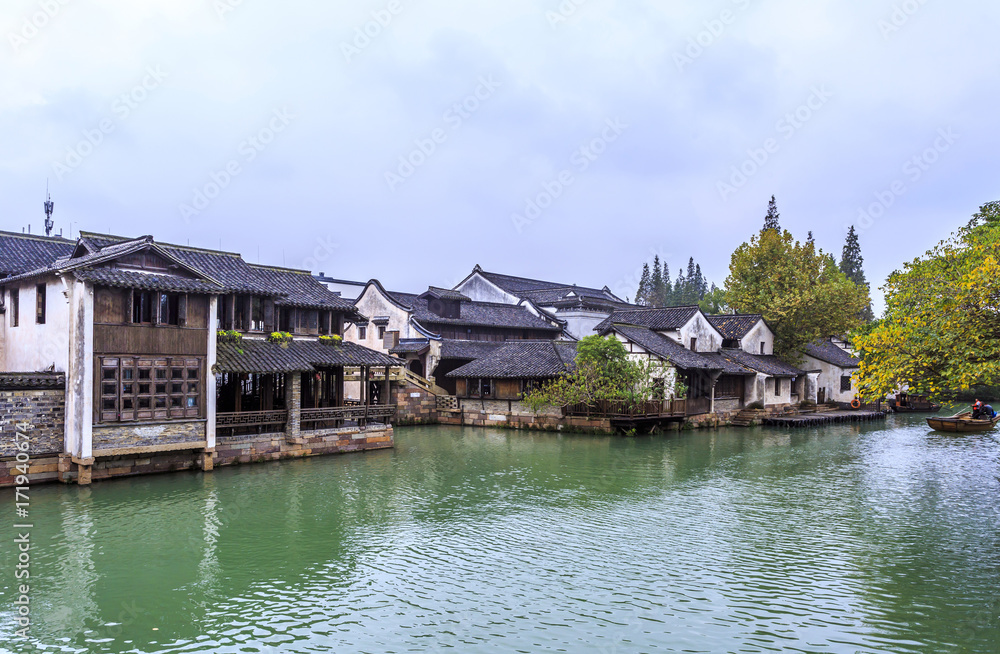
[731,408,766,427]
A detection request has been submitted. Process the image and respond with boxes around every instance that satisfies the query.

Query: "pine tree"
[807,231,815,246]
[675,269,687,306]
[650,256,665,308]
[694,263,707,300]
[840,226,874,322]
[684,257,698,304]
[636,263,651,306]
[764,195,781,232]
[662,262,672,306]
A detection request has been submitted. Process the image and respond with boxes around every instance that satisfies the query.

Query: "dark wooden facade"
[93,286,211,424]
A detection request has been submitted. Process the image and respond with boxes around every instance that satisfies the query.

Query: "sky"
[1,0,997,314]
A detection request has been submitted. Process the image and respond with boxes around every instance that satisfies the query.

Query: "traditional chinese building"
[349,280,569,394]
[0,231,399,487]
[596,307,819,415]
[453,265,633,339]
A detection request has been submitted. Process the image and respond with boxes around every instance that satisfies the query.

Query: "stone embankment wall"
[214,424,393,465]
[62,424,393,485]
[393,386,439,425]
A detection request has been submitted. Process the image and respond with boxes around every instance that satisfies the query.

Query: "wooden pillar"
[285,373,301,440]
[383,366,391,406]
[335,367,345,407]
[363,366,370,426]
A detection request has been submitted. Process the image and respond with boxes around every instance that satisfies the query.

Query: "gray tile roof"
[386,290,420,308]
[699,352,757,375]
[0,231,75,277]
[595,306,701,333]
[720,349,805,377]
[439,340,507,360]
[411,297,563,332]
[707,314,764,340]
[517,286,633,310]
[803,339,860,368]
[479,269,625,301]
[215,339,315,373]
[447,341,578,379]
[389,338,431,355]
[611,325,720,370]
[215,338,402,374]
[0,372,66,390]
[72,268,225,294]
[71,232,357,312]
[421,286,471,302]
[248,264,356,310]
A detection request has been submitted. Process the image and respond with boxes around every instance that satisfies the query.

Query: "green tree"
[764,195,781,232]
[840,226,875,323]
[636,263,652,306]
[699,284,729,314]
[854,201,1000,401]
[650,255,665,307]
[523,335,672,411]
[725,228,868,358]
[662,261,672,306]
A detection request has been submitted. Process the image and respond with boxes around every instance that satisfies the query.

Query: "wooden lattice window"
[841,375,852,392]
[99,356,202,422]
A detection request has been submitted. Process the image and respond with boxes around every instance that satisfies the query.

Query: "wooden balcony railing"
[216,410,288,438]
[300,405,397,431]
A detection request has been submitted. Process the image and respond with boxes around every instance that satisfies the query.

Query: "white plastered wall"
[739,320,774,355]
[2,277,72,373]
[802,353,857,403]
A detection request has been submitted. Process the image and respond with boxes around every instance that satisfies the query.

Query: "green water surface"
[2,414,1000,653]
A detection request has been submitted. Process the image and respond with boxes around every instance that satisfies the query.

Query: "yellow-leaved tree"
[854,201,1000,401]
[725,228,869,359]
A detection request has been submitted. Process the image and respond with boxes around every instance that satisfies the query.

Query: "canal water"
[2,414,1000,653]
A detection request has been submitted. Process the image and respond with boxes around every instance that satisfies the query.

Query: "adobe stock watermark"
[848,127,958,232]
[674,0,753,72]
[716,85,833,201]
[299,235,340,274]
[179,108,294,221]
[50,66,168,181]
[546,0,589,29]
[341,0,411,63]
[878,0,931,39]
[8,0,72,53]
[11,421,33,639]
[384,75,501,193]
[210,0,245,21]
[511,117,628,233]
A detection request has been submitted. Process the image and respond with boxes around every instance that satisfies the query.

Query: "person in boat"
[972,400,996,420]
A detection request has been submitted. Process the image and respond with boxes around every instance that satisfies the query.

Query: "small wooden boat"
[926,411,1000,433]
[891,394,942,413]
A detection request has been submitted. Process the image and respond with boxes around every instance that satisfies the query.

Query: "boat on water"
[891,394,942,413]
[926,411,1000,433]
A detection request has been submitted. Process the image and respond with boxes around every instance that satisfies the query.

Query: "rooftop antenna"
[43,181,55,237]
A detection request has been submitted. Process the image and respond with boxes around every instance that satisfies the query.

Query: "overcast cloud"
[1,0,996,312]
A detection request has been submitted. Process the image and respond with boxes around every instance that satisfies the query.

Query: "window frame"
[840,375,852,392]
[10,288,19,327]
[358,324,367,340]
[98,355,203,423]
[35,283,46,324]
